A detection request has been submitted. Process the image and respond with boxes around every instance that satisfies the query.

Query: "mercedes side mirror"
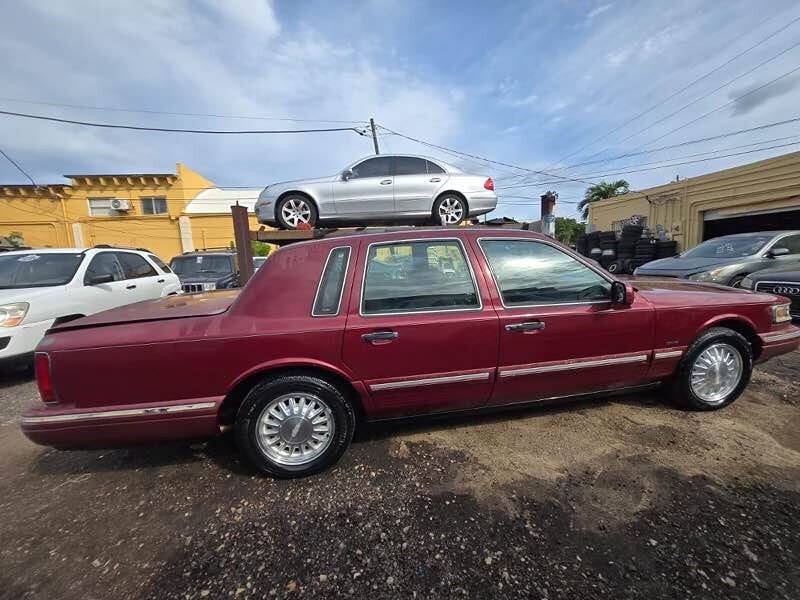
[767,247,790,258]
[342,169,353,181]
[87,273,115,285]
[611,281,634,306]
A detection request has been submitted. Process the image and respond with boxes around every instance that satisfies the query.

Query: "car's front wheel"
[433,194,467,226]
[235,374,355,477]
[666,327,752,410]
[276,195,318,229]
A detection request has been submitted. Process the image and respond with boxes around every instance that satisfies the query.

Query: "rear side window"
[394,157,427,175]
[312,247,351,316]
[85,253,125,283]
[116,252,157,279]
[148,254,172,273]
[426,160,445,174]
[362,240,479,315]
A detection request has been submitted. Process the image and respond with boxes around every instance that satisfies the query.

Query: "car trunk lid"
[52,290,239,332]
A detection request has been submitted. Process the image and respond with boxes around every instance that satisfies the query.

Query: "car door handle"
[505,321,545,332]
[126,284,137,290]
[380,179,392,185]
[429,177,441,183]
[362,331,399,343]
[157,278,165,283]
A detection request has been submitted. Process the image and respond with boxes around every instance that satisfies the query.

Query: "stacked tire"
[628,236,657,273]
[615,224,643,274]
[655,240,678,259]
[586,231,602,262]
[598,231,618,270]
[575,234,589,257]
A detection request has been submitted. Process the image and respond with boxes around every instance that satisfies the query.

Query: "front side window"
[116,252,157,279]
[141,196,168,215]
[0,253,83,289]
[772,234,800,255]
[88,197,115,216]
[480,239,611,306]
[84,252,125,283]
[313,247,351,316]
[351,157,393,179]
[394,157,427,176]
[362,240,479,315]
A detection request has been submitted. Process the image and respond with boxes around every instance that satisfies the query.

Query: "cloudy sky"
[1,0,799,221]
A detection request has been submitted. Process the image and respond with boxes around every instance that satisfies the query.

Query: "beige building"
[587,151,800,251]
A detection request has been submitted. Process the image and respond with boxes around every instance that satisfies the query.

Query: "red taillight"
[35,352,56,404]
[484,177,494,191]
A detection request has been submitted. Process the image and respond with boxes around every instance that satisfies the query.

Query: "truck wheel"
[276,195,318,230]
[235,374,355,478]
[666,327,752,411]
[433,194,467,226]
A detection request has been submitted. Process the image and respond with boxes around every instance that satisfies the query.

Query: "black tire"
[235,374,355,478]
[665,327,753,411]
[275,194,318,230]
[728,274,747,288]
[433,194,467,226]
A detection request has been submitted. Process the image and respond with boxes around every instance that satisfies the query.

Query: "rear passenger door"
[342,237,498,418]
[115,252,161,302]
[393,157,447,215]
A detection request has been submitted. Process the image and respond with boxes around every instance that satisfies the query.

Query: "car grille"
[0,337,9,350]
[183,283,205,294]
[755,281,800,317]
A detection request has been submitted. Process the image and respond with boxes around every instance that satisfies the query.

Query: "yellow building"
[0,163,262,262]
[587,151,800,251]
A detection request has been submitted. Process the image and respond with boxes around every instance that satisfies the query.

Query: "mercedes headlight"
[688,267,729,282]
[0,302,29,327]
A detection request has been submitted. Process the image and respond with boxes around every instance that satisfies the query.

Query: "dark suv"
[169,251,239,293]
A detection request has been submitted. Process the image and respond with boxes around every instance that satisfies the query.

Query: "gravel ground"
[0,353,798,599]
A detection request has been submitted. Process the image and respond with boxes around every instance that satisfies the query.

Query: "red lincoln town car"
[21,229,800,477]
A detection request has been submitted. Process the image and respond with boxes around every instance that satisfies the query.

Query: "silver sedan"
[254,154,497,229]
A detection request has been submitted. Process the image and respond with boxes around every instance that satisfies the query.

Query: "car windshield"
[0,252,84,289]
[253,257,268,269]
[681,235,773,259]
[170,255,232,276]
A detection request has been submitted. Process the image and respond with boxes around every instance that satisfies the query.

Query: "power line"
[377,124,599,185]
[0,146,37,186]
[0,109,365,135]
[551,13,800,166]
[495,115,800,182]
[0,96,365,125]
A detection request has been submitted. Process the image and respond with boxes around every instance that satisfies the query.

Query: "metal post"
[370,118,380,154]
[231,202,255,286]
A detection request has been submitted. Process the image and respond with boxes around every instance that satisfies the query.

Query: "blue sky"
[1,0,800,221]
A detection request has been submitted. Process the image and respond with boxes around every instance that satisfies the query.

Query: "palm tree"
[578,180,630,220]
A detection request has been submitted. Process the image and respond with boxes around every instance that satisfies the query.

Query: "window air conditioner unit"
[110,199,131,211]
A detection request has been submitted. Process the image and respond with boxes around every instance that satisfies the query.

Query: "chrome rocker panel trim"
[370,371,491,391]
[499,354,650,378]
[20,401,216,425]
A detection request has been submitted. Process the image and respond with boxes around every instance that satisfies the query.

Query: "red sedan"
[21,229,800,477]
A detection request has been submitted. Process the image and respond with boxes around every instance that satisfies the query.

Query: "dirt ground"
[1,353,798,600]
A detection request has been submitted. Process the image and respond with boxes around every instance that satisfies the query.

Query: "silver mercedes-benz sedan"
[254,154,497,229]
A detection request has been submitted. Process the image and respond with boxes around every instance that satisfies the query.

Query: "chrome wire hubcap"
[690,342,743,405]
[256,393,334,466]
[438,198,464,224]
[281,198,311,228]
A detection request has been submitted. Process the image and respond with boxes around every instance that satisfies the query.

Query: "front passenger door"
[333,156,395,216]
[476,238,655,405]
[81,252,136,313]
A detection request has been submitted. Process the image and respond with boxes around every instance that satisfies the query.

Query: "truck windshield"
[0,253,84,289]
[170,255,232,276]
[681,235,772,259]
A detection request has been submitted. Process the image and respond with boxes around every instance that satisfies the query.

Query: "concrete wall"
[587,151,800,251]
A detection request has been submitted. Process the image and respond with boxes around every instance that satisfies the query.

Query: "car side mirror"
[87,273,115,285]
[611,281,634,306]
[767,247,789,258]
[342,169,353,181]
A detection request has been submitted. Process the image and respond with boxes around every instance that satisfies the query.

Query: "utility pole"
[370,118,380,154]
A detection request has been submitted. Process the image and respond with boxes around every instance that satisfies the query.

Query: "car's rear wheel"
[235,374,355,477]
[276,195,318,229]
[666,327,752,411]
[433,194,467,226]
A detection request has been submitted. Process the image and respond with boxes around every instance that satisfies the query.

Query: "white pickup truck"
[0,246,181,362]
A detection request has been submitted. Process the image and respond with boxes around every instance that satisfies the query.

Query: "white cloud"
[586,3,613,20]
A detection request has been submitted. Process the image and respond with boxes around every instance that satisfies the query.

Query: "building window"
[141,196,168,215]
[88,197,115,217]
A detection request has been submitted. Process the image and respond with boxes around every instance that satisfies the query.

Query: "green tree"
[578,180,630,220]
[554,217,585,246]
